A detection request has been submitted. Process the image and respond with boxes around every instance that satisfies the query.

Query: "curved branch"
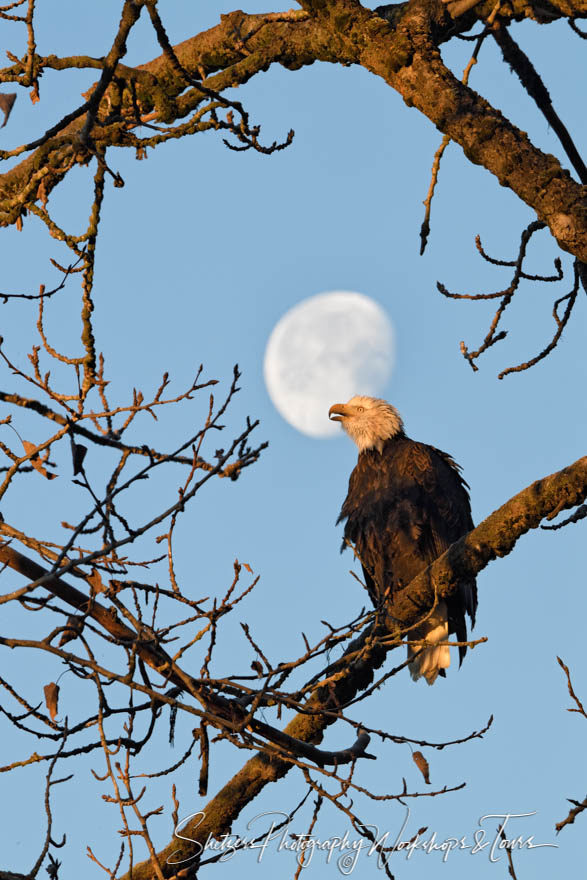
[0,1,585,259]
[122,452,587,879]
[357,2,587,260]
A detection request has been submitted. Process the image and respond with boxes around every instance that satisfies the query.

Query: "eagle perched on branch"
[329,395,477,684]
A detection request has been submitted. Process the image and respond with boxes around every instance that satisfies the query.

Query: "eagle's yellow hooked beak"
[328,403,350,422]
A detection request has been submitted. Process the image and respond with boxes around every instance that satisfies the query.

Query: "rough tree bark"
[3,455,585,878]
[0,0,585,258]
[0,1,585,877]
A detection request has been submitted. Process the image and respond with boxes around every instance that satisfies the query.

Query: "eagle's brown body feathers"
[329,396,477,684]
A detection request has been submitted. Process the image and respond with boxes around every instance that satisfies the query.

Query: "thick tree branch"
[119,452,587,879]
[356,1,587,260]
[0,1,585,259]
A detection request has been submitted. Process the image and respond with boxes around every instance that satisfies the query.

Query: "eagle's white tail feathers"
[408,601,450,686]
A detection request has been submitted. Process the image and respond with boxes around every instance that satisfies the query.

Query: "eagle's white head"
[328,395,404,453]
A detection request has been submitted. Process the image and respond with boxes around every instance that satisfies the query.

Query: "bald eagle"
[329,396,477,685]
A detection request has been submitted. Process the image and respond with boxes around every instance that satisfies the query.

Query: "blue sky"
[1,2,586,879]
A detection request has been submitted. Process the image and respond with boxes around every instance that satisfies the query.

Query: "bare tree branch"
[0,1,586,259]
[122,452,587,878]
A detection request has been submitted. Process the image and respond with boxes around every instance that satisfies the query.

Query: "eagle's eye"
[357,406,364,413]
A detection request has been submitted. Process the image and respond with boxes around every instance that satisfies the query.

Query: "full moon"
[264,291,394,437]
